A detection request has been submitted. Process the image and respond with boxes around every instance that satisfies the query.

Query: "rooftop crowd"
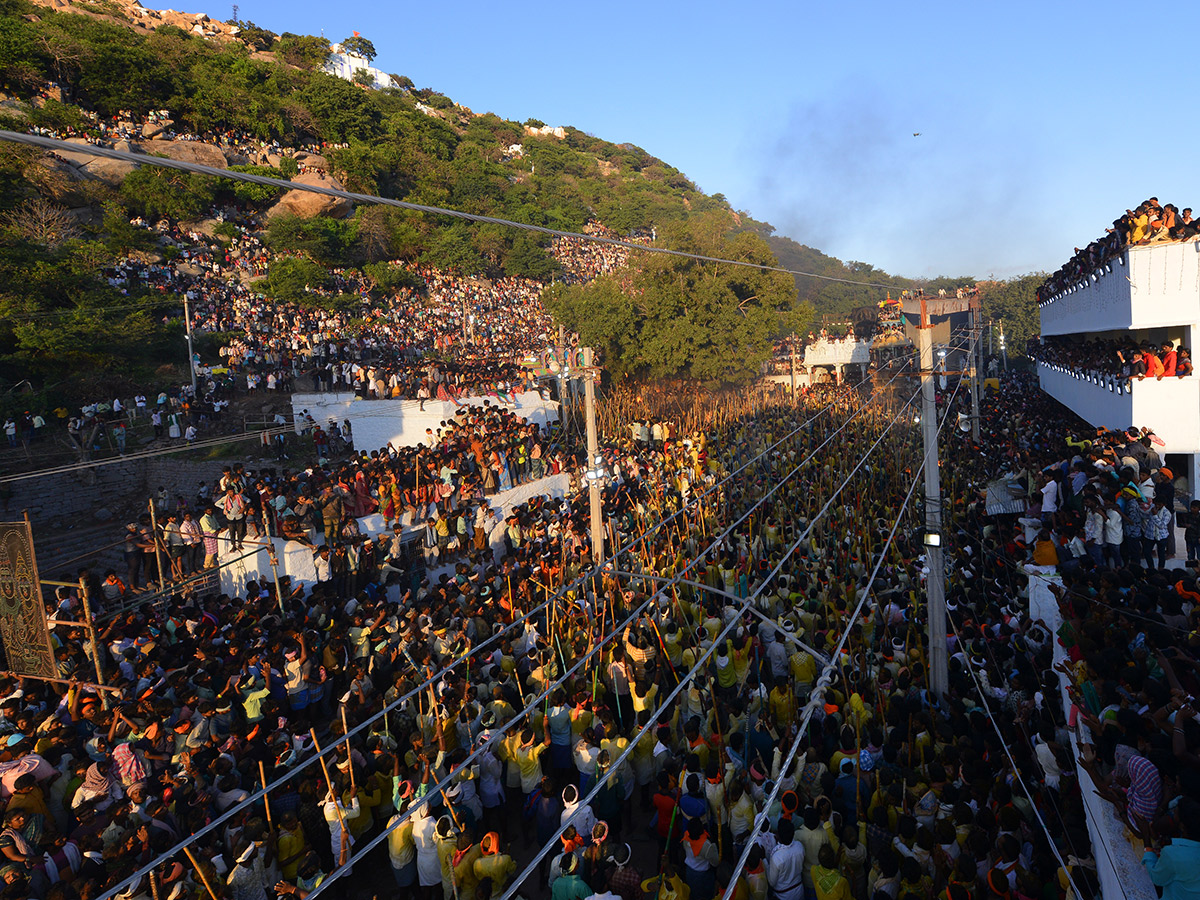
[1027,337,1193,385]
[1038,198,1200,304]
[7,371,1200,900]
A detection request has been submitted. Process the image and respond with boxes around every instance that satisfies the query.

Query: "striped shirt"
[1125,752,1162,820]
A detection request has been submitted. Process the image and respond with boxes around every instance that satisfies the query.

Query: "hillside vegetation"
[0,0,1039,406]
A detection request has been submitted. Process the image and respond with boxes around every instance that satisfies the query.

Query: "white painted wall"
[1040,242,1200,336]
[803,338,871,367]
[290,392,560,455]
[216,472,574,593]
[1037,362,1200,452]
[1027,564,1156,900]
[323,45,397,91]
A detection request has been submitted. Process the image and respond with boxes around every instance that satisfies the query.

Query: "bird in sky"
[913,132,921,137]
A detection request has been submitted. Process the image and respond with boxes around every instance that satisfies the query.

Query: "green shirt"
[552,875,592,900]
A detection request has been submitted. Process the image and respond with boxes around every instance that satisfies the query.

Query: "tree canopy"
[340,35,377,63]
[544,213,811,384]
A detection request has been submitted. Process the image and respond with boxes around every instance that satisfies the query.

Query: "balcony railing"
[1039,241,1200,336]
[1038,362,1200,452]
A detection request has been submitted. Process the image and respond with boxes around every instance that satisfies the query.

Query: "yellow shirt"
[453,843,483,898]
[387,815,415,869]
[277,825,307,879]
[474,854,516,890]
[513,741,547,792]
[790,650,816,686]
[769,687,795,729]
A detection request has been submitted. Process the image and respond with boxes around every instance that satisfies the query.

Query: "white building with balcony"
[323,44,398,91]
[1038,240,1200,493]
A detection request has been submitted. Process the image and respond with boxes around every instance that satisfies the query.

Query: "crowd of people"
[10,372,1200,900]
[11,109,667,456]
[4,204,646,456]
[550,224,652,287]
[1038,198,1200,304]
[1027,337,1194,385]
[17,108,1200,900]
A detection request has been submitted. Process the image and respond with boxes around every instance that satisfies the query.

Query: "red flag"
[353,30,360,36]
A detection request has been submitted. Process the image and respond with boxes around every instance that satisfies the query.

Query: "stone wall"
[141,458,231,509]
[8,457,235,579]
[6,460,144,530]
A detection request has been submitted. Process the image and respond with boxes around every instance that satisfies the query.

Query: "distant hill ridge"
[2,0,1040,341]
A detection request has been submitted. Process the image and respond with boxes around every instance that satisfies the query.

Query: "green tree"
[421,223,486,275]
[276,33,330,70]
[120,166,215,221]
[504,232,559,281]
[266,214,360,265]
[544,212,810,384]
[979,274,1042,356]
[224,165,283,206]
[233,20,274,51]
[261,255,329,303]
[340,35,377,63]
[363,261,421,293]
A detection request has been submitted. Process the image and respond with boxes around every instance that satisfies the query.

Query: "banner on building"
[0,519,57,678]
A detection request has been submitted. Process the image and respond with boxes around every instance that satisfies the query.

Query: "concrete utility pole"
[918,297,949,699]
[789,333,797,404]
[582,347,604,565]
[968,302,981,443]
[556,325,569,433]
[183,293,197,394]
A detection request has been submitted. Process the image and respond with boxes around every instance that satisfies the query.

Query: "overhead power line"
[0,130,909,291]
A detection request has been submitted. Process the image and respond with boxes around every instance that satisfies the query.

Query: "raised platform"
[216,472,572,597]
[290,390,559,453]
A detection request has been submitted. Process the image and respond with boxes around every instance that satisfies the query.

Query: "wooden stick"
[310,728,347,831]
[183,846,220,900]
[341,708,356,794]
[258,759,273,830]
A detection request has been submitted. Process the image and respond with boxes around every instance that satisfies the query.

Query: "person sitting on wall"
[1177,347,1194,378]
[1144,346,1165,379]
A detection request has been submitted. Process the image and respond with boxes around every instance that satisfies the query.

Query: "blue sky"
[149,0,1199,280]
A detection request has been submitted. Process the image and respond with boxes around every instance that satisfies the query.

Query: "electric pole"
[183,293,197,394]
[583,347,604,565]
[968,302,981,443]
[789,333,797,405]
[918,297,948,699]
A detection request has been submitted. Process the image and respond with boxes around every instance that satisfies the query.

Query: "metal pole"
[148,498,168,592]
[183,293,197,394]
[267,544,286,616]
[918,297,948,699]
[556,325,568,434]
[789,332,797,405]
[969,303,981,443]
[583,347,604,565]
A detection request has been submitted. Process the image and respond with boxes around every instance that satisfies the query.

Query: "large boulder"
[137,139,229,169]
[81,156,138,186]
[267,170,353,220]
[0,98,29,120]
[27,154,91,205]
[53,137,99,168]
